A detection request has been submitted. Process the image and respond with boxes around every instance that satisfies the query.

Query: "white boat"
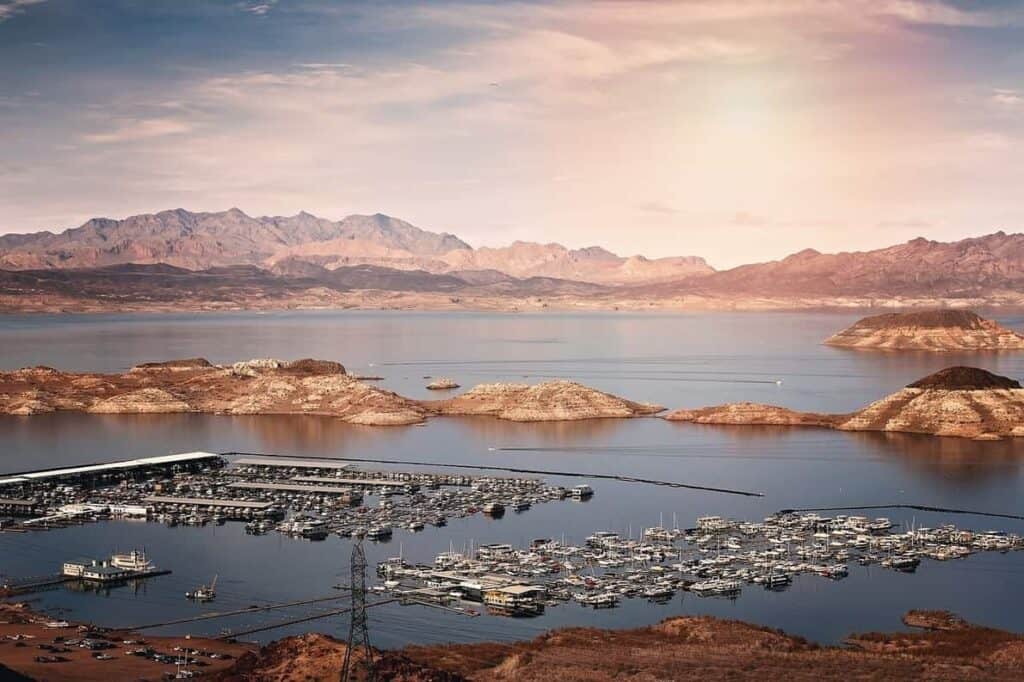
[570,485,594,499]
[110,549,155,573]
[367,526,393,540]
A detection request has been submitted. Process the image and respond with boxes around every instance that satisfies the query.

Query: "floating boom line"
[779,504,1024,521]
[221,451,763,498]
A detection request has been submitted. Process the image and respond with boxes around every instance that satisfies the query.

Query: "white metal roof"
[0,452,221,487]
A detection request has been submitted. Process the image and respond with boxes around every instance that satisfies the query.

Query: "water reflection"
[851,431,1024,485]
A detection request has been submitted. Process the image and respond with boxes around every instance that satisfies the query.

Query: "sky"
[1,0,1024,268]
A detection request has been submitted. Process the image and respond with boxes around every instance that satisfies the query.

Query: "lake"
[1,310,1023,647]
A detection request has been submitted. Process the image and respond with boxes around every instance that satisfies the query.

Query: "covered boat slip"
[0,452,223,489]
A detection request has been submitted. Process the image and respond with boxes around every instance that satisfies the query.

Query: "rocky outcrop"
[824,310,1024,351]
[425,377,460,390]
[0,359,426,426]
[665,402,839,428]
[667,367,1024,440]
[131,358,214,372]
[903,610,970,631]
[87,388,194,414]
[836,368,1024,439]
[427,380,663,421]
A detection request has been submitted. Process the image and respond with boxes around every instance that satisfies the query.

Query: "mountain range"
[2,208,1024,312]
[0,208,712,286]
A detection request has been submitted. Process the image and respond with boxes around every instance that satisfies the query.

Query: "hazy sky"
[2,0,1023,268]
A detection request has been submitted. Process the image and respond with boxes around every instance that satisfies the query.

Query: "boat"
[570,484,594,499]
[482,502,505,515]
[186,575,217,602]
[885,555,920,572]
[690,579,742,596]
[110,549,155,573]
[367,526,393,540]
[763,572,792,589]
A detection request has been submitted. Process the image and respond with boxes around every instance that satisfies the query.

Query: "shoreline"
[3,600,1021,681]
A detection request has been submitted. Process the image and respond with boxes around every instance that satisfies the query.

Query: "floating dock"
[227,481,360,495]
[290,476,408,488]
[143,495,274,510]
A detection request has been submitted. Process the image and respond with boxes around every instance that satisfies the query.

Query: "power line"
[341,537,375,682]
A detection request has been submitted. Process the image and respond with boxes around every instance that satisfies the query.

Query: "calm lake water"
[2,311,1023,647]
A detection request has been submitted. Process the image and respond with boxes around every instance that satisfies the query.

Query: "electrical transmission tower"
[340,538,375,682]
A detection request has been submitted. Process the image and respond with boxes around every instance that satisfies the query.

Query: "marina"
[0,452,578,542]
[2,312,1024,649]
[371,513,1024,617]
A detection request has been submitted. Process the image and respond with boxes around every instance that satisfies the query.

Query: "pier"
[143,496,275,510]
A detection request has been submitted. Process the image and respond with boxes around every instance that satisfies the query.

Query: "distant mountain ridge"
[0,208,713,285]
[0,209,470,271]
[635,231,1024,299]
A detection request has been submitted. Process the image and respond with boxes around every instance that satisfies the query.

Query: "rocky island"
[667,366,1024,440]
[425,377,460,390]
[426,379,664,421]
[0,360,660,425]
[824,310,1024,352]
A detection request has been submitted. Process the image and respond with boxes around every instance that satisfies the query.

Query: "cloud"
[992,88,1023,107]
[874,0,1017,27]
[0,0,45,23]
[81,118,192,144]
[240,0,277,17]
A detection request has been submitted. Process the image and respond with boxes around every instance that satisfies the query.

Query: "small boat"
[367,526,393,540]
[570,485,594,499]
[186,575,217,602]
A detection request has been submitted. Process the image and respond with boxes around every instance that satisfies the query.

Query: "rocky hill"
[824,310,1024,351]
[426,380,664,421]
[211,611,1024,681]
[667,367,1024,440]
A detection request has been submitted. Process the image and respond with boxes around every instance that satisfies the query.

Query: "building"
[82,563,134,582]
[483,584,546,615]
[62,558,97,577]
